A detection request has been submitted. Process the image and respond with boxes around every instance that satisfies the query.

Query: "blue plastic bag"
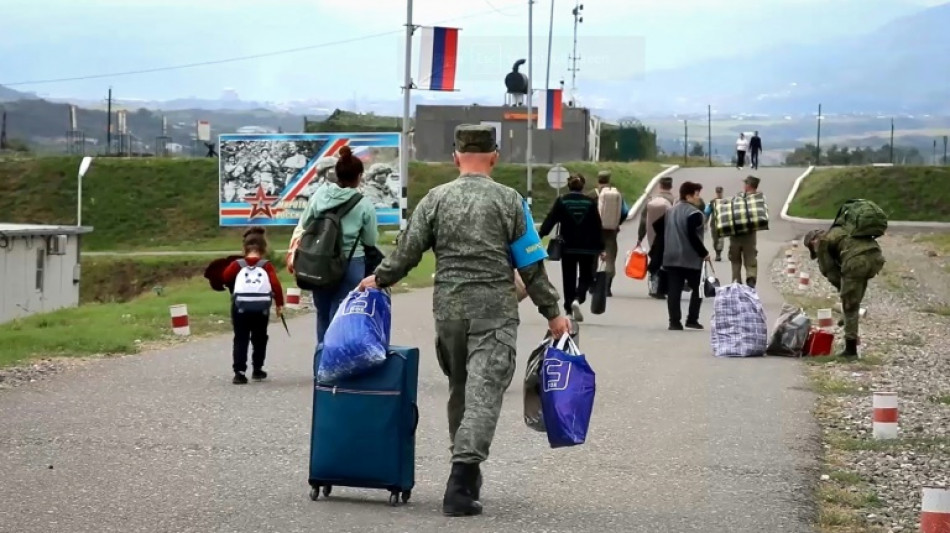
[540,334,596,448]
[317,288,392,383]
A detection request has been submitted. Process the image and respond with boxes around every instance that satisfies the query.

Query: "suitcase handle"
[412,403,419,433]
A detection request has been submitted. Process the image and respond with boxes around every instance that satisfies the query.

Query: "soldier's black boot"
[715,252,722,262]
[442,463,483,517]
[607,276,614,297]
[840,339,859,359]
[746,276,757,288]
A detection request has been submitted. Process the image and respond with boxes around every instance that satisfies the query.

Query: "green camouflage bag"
[831,199,888,238]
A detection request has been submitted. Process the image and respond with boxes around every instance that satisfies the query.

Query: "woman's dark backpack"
[293,194,364,290]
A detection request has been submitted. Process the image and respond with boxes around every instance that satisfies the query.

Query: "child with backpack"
[286,146,379,345]
[222,227,284,384]
[803,199,887,358]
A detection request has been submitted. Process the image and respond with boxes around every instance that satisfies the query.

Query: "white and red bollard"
[786,258,798,277]
[286,288,302,309]
[817,308,834,328]
[169,304,190,336]
[872,391,898,440]
[798,271,811,290]
[921,487,950,533]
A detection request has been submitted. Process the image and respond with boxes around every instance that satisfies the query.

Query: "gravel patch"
[771,232,950,532]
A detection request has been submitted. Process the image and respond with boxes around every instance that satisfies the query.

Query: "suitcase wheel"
[388,490,410,506]
[309,485,332,501]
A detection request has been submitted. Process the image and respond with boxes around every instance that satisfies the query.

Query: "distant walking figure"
[735,133,749,169]
[749,131,763,170]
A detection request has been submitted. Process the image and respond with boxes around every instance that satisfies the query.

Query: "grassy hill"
[787,166,950,221]
[0,157,663,251]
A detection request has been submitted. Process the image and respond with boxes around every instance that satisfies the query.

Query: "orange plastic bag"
[625,247,648,280]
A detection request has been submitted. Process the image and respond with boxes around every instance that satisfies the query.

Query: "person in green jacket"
[286,146,379,344]
[804,227,885,358]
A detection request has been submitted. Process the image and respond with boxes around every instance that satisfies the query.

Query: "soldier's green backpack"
[831,199,888,238]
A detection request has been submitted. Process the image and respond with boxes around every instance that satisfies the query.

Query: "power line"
[1,3,522,87]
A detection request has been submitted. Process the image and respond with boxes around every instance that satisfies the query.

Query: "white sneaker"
[571,302,584,322]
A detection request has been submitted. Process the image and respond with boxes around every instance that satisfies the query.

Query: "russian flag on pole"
[418,26,459,91]
[537,89,563,130]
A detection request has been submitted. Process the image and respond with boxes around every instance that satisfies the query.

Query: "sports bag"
[294,194,364,291]
[597,186,624,230]
[232,259,273,314]
[831,199,888,238]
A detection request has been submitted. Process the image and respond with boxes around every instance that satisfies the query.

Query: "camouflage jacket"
[817,226,886,289]
[373,173,563,321]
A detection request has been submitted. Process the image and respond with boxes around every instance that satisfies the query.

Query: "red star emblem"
[244,185,281,219]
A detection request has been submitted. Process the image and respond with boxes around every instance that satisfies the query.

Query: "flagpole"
[526,0,534,208]
[400,0,414,231]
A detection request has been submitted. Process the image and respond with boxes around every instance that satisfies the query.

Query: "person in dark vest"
[662,181,709,330]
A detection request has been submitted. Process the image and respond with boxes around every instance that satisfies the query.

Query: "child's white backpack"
[233,259,273,314]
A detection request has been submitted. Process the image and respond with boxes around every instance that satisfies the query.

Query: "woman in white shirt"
[735,133,750,169]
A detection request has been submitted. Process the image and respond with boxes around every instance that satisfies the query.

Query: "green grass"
[917,232,950,254]
[0,251,435,369]
[787,166,950,221]
[1,157,661,252]
[929,394,950,405]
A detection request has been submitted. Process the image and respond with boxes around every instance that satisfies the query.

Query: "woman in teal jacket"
[287,146,379,344]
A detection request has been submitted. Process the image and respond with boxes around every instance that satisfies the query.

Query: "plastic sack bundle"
[317,288,392,383]
[766,303,812,357]
[541,333,596,448]
[524,321,580,433]
[710,283,768,357]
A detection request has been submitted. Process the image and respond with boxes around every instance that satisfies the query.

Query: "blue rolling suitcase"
[308,345,420,506]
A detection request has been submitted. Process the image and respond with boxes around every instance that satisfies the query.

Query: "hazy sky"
[0,0,945,103]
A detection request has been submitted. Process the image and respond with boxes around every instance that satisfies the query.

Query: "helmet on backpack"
[831,199,888,238]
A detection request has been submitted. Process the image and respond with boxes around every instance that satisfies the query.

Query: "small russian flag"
[417,26,459,91]
[537,89,563,130]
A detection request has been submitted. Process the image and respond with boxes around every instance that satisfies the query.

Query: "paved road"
[0,167,818,533]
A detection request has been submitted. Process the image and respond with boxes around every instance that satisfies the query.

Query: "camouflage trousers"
[729,232,758,282]
[435,318,519,464]
[840,276,869,341]
[710,223,723,254]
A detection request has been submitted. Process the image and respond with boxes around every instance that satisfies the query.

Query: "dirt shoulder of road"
[771,231,950,533]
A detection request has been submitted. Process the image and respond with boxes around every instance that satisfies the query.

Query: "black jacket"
[539,192,605,255]
[749,135,762,153]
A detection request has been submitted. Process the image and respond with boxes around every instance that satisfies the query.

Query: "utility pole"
[944,135,948,166]
[526,0,534,207]
[106,87,113,155]
[889,117,894,164]
[683,119,688,165]
[934,139,938,166]
[815,103,822,166]
[400,0,415,231]
[707,105,712,166]
[544,0,555,164]
[568,2,583,106]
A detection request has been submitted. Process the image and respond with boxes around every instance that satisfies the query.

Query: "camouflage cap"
[715,186,724,193]
[803,229,824,259]
[744,175,761,188]
[597,170,611,178]
[454,124,498,153]
[658,176,673,189]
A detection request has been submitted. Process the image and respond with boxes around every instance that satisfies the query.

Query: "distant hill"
[587,2,950,115]
[0,97,308,151]
[0,84,36,102]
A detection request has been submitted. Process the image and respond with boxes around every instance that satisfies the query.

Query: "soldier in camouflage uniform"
[728,176,762,287]
[358,124,569,517]
[804,227,885,358]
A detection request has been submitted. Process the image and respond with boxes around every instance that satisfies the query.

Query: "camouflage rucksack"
[831,199,888,238]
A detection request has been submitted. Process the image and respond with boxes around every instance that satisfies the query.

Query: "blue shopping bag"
[318,288,392,383]
[540,333,596,448]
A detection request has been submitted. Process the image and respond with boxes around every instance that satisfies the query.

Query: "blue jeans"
[314,257,366,346]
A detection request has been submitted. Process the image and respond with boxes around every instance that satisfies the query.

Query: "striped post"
[798,271,811,290]
[872,391,898,440]
[791,240,799,249]
[169,304,190,336]
[921,487,950,533]
[400,186,409,231]
[817,308,834,328]
[786,257,798,277]
[286,288,301,309]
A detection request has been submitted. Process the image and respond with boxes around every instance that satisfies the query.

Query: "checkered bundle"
[713,193,770,237]
[711,283,768,357]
